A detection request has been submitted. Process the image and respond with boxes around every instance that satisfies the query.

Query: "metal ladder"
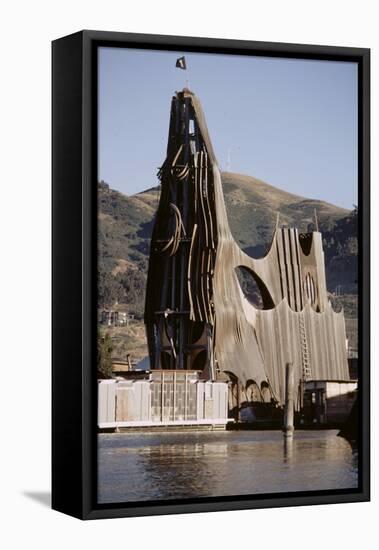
[299,312,312,381]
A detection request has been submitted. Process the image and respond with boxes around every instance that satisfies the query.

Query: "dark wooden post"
[283,362,294,437]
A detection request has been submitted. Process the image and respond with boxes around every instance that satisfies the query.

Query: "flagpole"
[184,62,189,90]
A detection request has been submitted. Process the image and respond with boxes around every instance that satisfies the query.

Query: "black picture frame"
[52,30,370,520]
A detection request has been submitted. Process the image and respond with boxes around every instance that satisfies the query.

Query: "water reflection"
[283,435,294,465]
[97,430,358,504]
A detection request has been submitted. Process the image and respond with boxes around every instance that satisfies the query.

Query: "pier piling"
[283,362,295,437]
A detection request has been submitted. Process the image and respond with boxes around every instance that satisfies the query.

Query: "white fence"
[98,376,229,429]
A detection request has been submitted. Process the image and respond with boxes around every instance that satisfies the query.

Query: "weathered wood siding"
[145,90,349,406]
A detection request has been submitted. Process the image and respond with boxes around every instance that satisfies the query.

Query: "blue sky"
[98,47,358,209]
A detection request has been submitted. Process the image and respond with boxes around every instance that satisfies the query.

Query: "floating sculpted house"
[144,89,349,408]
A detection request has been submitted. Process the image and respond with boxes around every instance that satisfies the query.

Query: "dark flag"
[175,56,187,70]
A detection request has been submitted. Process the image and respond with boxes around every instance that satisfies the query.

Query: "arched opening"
[189,321,206,343]
[192,350,207,371]
[223,372,242,422]
[246,380,261,402]
[160,351,172,369]
[235,266,274,309]
[261,381,271,403]
[299,233,313,255]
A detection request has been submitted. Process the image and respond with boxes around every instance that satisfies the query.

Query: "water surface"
[97,429,358,503]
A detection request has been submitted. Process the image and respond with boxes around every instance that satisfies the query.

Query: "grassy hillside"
[98,173,358,361]
[221,172,347,253]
